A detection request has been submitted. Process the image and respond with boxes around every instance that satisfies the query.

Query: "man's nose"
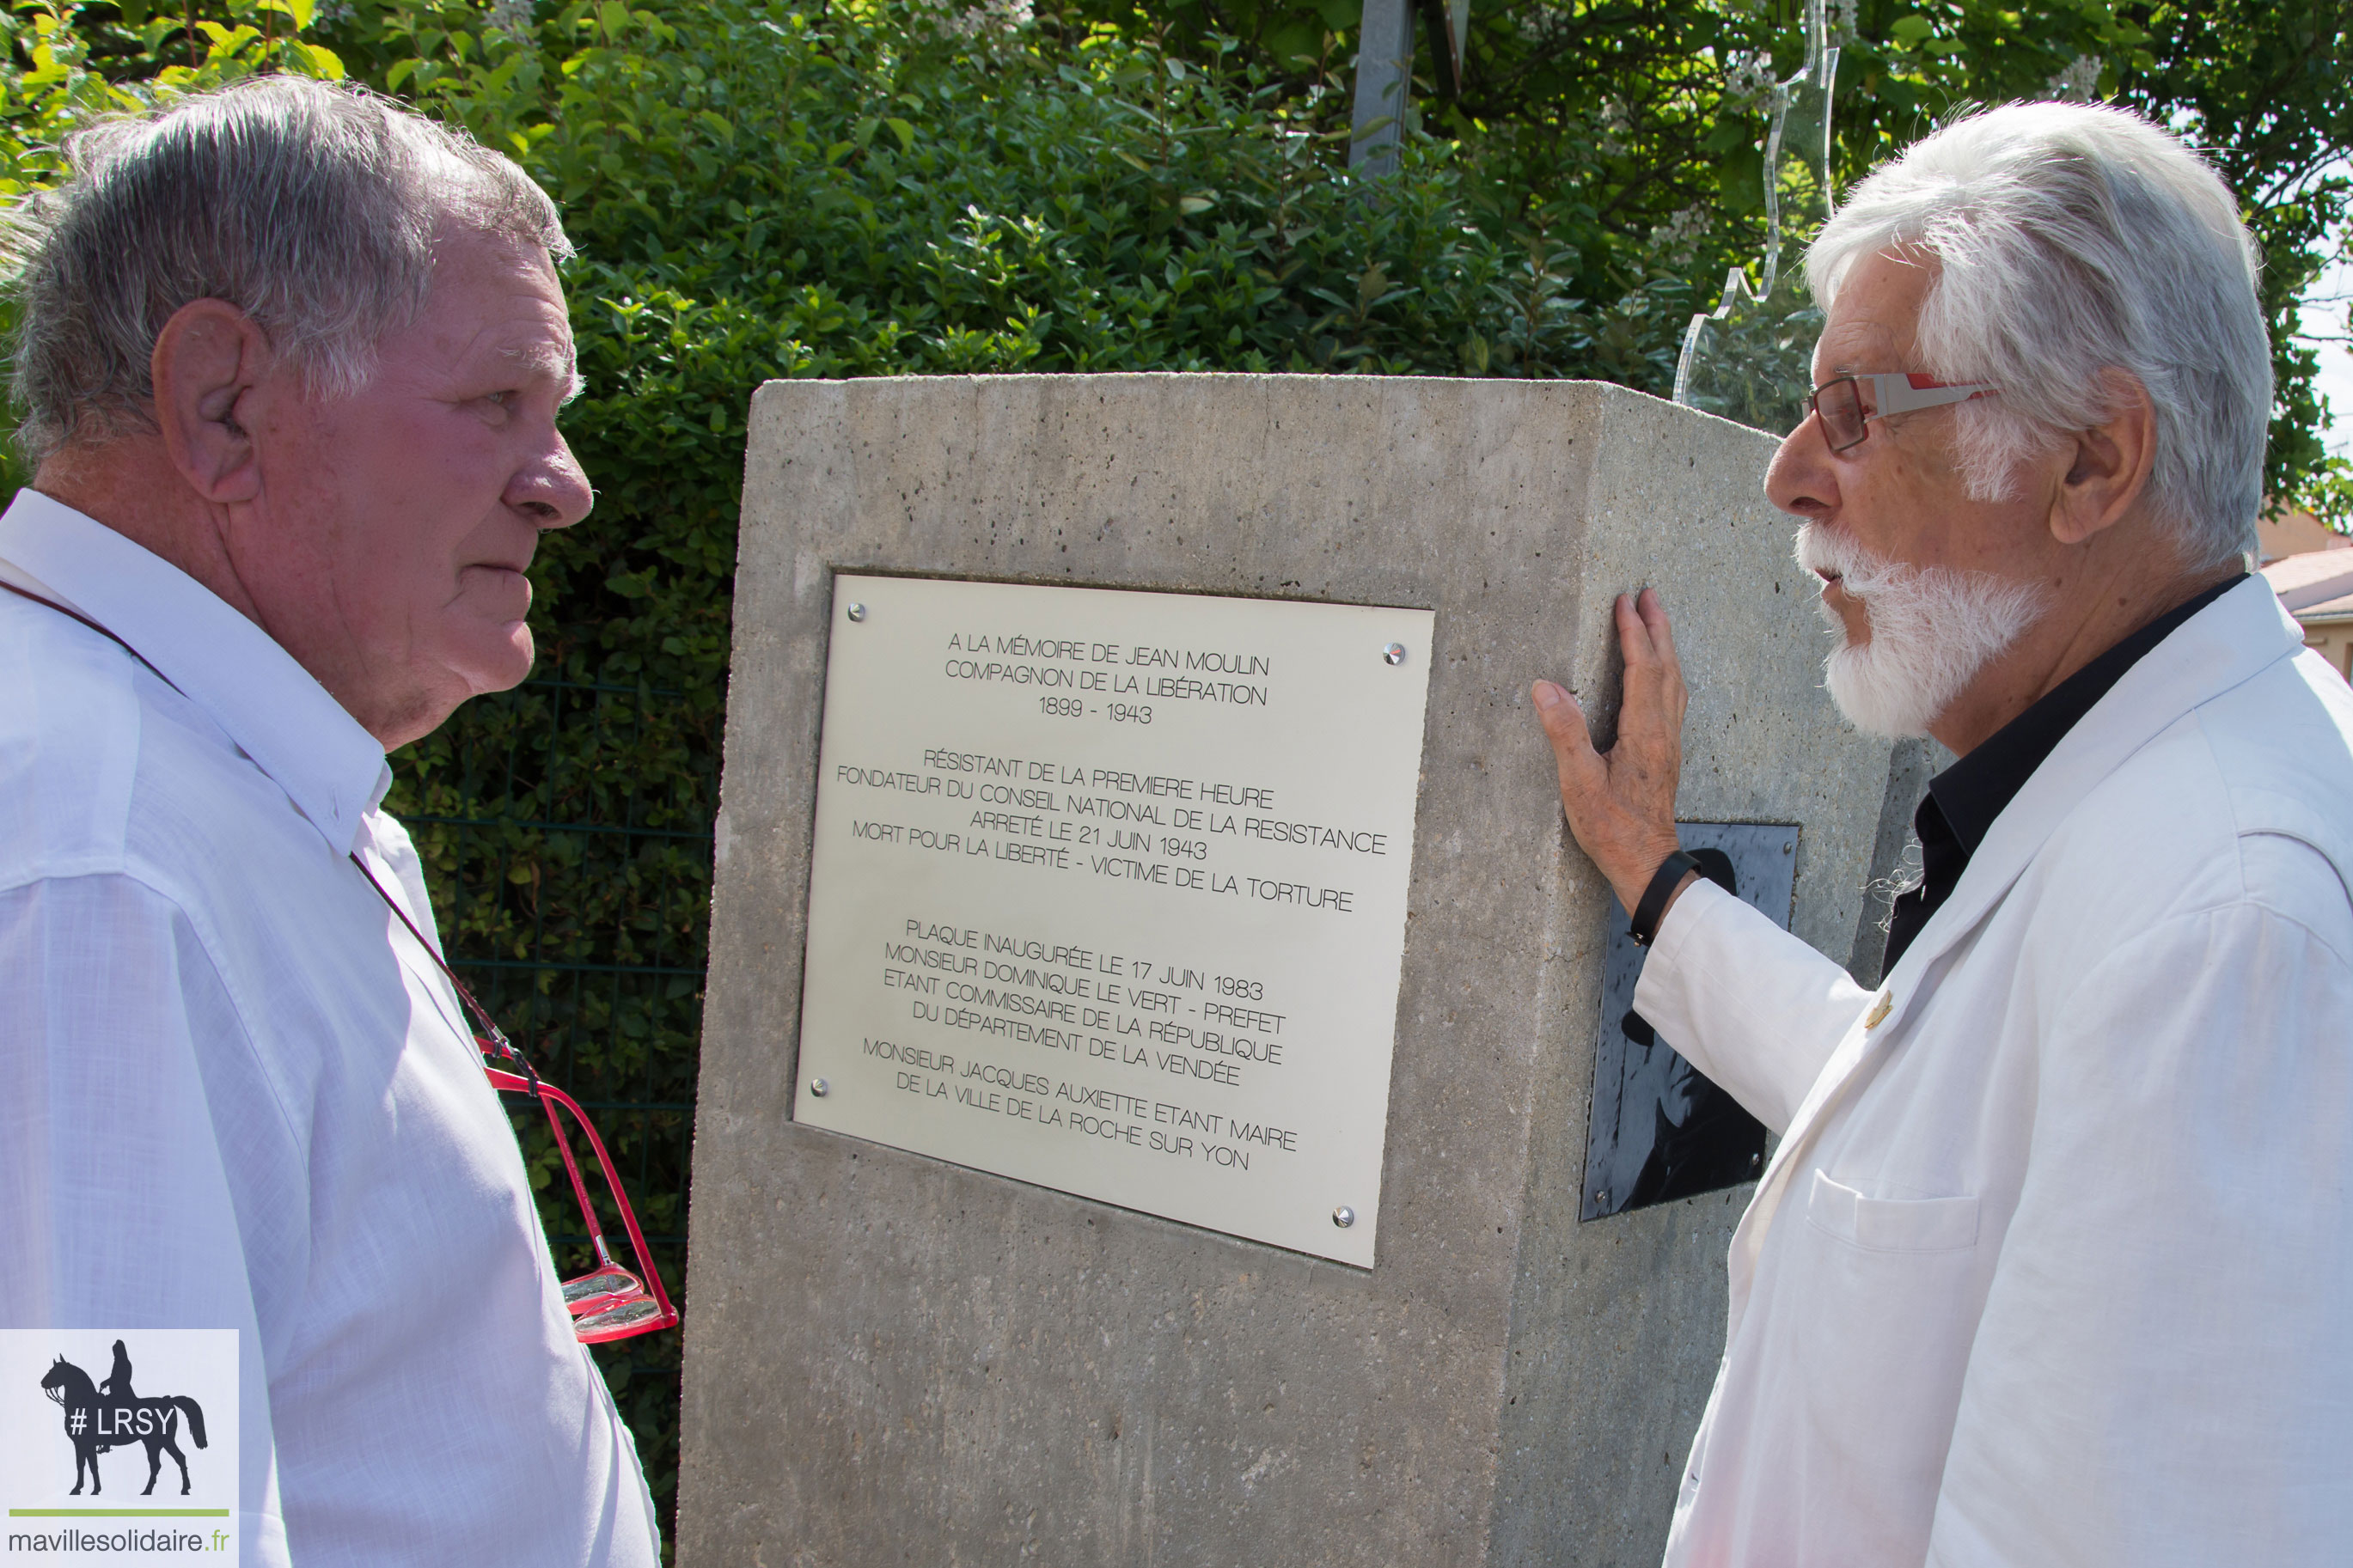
[507,433,594,531]
[1764,408,1837,519]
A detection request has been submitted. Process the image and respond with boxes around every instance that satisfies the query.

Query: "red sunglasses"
[356,857,681,1345]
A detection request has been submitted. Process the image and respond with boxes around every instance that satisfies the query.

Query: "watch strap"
[1629,849,1702,947]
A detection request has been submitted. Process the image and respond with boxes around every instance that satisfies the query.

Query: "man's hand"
[1531,588,1690,914]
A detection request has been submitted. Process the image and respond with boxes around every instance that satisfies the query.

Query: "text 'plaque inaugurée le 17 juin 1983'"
[794,575,1434,1266]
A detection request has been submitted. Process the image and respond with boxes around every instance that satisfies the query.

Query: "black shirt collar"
[1879,573,2245,973]
[1927,574,2243,856]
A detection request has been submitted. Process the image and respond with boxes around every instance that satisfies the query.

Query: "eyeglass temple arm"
[486,1066,679,1327]
[489,1067,607,1250]
[1872,373,1998,416]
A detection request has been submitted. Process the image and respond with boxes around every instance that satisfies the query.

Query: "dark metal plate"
[1579,821,1798,1222]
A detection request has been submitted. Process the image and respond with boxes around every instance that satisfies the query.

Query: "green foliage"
[1074,0,2351,520]
[333,0,1696,390]
[0,0,343,190]
[2,0,2344,1552]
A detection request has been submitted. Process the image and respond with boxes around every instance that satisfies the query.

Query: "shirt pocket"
[1804,1168,1979,1253]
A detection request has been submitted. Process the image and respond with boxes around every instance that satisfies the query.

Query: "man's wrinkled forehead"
[1812,247,1936,381]
[413,223,583,398]
[1815,321,1909,383]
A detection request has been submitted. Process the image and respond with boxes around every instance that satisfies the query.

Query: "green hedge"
[6,0,2344,1550]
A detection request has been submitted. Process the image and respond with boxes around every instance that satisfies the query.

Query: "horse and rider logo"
[36,1339,209,1496]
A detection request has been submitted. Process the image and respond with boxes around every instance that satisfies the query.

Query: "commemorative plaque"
[1580,821,1794,1222]
[794,574,1434,1266]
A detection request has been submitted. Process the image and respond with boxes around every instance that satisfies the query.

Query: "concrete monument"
[681,373,1905,1565]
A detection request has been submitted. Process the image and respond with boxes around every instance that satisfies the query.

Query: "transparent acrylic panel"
[1674,0,1841,435]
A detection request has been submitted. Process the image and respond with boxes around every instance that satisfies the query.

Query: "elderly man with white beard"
[1532,102,2353,1566]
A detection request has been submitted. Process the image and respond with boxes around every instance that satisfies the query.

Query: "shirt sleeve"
[0,873,293,1565]
[1926,889,2353,1565]
[1630,877,1877,1134]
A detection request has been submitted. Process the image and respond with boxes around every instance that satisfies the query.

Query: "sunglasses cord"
[345,853,547,1096]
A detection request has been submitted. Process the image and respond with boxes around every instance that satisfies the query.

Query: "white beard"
[1794,523,2051,737]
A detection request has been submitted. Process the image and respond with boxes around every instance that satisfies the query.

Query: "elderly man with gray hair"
[1536,103,2353,1564]
[0,79,659,1563]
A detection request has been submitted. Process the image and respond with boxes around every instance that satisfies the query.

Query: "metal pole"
[1348,0,1416,177]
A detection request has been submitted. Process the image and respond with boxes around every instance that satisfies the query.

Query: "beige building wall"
[2258,507,2350,564]
[2301,615,2353,681]
[2257,546,2353,683]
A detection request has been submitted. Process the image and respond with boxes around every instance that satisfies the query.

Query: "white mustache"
[1796,522,1908,600]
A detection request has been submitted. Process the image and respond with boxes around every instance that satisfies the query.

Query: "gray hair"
[1806,101,2270,571]
[4,75,572,460]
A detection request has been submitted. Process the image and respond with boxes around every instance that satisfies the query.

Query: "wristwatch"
[1629,849,1702,947]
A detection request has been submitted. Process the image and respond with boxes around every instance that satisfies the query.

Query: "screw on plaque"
[1382,642,1409,666]
[1594,1189,1610,1208]
[809,1077,830,1097]
[846,602,867,623]
[1332,1205,1355,1228]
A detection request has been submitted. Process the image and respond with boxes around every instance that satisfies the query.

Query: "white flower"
[1596,95,1634,156]
[1648,204,1711,267]
[1721,51,1775,105]
[920,0,1034,39]
[2046,53,2104,101]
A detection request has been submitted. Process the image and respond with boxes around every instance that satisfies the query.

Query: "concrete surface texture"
[683,374,1899,1566]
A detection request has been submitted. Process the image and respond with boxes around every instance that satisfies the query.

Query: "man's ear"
[2049,368,2157,546]
[150,300,272,503]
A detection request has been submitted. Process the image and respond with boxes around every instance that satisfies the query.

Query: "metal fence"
[393,672,718,1534]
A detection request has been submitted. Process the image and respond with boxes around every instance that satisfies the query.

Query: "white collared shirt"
[0,491,659,1566]
[1635,577,2353,1566]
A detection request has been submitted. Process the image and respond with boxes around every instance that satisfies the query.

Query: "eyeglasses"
[352,855,680,1346]
[482,1052,681,1345]
[1807,371,2000,452]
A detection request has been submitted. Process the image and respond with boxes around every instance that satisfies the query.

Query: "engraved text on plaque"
[793,575,1433,1266]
